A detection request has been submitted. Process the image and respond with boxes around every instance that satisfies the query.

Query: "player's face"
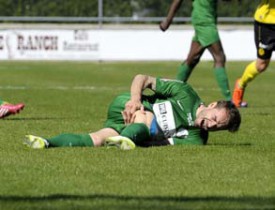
[196,102,229,131]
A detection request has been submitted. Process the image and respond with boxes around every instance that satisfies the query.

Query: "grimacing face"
[195,102,229,131]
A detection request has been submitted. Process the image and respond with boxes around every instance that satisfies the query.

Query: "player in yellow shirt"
[233,0,275,107]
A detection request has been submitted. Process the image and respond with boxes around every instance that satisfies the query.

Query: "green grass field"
[0,61,274,210]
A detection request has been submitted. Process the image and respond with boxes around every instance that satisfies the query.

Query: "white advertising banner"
[0,29,100,60]
[0,28,260,61]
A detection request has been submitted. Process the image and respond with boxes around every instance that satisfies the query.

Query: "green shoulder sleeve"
[155,77,187,97]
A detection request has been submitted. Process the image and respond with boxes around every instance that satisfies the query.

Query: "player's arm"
[122,74,156,124]
[160,0,183,31]
[130,74,156,100]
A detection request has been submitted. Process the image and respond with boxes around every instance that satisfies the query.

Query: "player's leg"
[176,39,205,81]
[208,41,231,101]
[233,21,274,107]
[24,128,119,149]
[102,93,139,150]
[233,59,269,107]
[121,110,151,144]
[47,128,119,147]
[237,59,269,94]
[105,110,152,149]
[105,123,149,150]
[90,128,119,146]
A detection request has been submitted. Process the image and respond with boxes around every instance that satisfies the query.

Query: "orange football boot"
[232,79,248,108]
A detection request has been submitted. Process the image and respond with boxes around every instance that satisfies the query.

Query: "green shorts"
[103,93,130,133]
[192,24,220,47]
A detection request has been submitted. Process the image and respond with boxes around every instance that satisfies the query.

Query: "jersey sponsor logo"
[153,101,176,138]
[258,48,265,56]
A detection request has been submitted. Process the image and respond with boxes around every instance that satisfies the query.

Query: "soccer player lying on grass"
[24,74,241,150]
[0,98,25,119]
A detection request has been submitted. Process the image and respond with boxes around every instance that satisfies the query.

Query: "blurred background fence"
[0,0,256,25]
[0,0,260,61]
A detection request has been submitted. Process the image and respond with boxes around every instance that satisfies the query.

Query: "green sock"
[214,67,231,101]
[120,123,150,145]
[176,63,192,82]
[47,134,94,147]
[0,99,4,105]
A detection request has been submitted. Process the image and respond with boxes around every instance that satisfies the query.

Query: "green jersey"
[191,0,217,25]
[104,78,209,146]
[142,78,208,145]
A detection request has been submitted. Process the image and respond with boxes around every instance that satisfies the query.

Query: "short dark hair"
[216,100,241,132]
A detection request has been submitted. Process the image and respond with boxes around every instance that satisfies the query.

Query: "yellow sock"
[239,61,260,88]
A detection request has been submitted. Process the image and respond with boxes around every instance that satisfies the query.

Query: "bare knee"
[90,128,119,147]
[213,52,226,67]
[185,42,204,68]
[185,55,201,68]
[133,110,154,128]
[133,110,147,124]
[256,59,269,73]
[208,42,226,67]
[90,133,104,147]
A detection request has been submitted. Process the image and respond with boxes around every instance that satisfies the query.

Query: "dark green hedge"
[0,0,258,17]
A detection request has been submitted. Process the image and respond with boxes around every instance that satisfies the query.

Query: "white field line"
[0,85,221,92]
[0,86,127,91]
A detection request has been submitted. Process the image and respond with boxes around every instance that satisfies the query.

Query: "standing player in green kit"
[160,0,232,101]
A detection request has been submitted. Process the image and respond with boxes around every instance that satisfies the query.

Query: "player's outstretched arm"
[160,0,183,31]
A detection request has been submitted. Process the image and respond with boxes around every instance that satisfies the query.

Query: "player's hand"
[160,20,170,32]
[122,100,144,124]
[128,108,146,125]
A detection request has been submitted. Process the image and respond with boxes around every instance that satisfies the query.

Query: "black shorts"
[254,21,275,59]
